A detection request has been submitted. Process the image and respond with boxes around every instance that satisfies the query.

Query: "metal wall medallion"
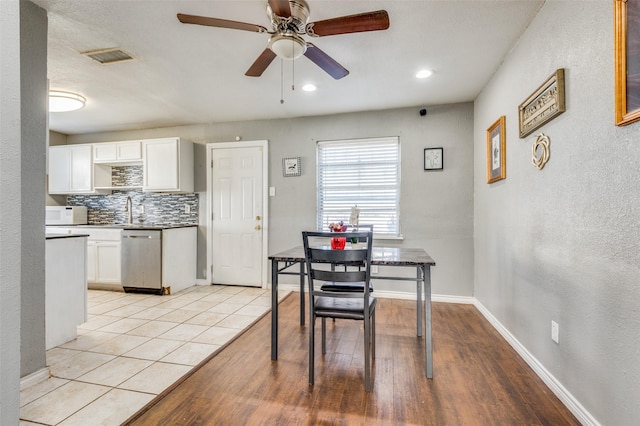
[531,133,550,170]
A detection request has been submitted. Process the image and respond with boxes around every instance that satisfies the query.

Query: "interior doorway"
[206,141,268,287]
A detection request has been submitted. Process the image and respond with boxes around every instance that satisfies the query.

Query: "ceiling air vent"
[82,48,134,64]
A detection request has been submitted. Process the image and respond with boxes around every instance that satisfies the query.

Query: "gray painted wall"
[474,1,639,425]
[68,103,475,297]
[0,0,48,423]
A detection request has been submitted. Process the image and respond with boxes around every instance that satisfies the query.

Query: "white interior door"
[210,145,265,286]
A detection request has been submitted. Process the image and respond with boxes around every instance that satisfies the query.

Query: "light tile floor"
[20,284,288,426]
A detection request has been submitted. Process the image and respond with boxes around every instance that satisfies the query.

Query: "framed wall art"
[282,156,301,177]
[424,147,443,171]
[615,0,640,126]
[518,69,566,138]
[486,116,506,184]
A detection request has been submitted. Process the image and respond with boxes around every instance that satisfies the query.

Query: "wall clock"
[424,148,443,171]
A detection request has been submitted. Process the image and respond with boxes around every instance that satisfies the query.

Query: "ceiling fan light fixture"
[269,33,307,60]
[416,69,433,79]
[49,90,86,112]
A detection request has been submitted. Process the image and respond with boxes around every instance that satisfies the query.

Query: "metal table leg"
[299,261,305,326]
[271,258,278,360]
[417,266,423,337]
[423,264,433,378]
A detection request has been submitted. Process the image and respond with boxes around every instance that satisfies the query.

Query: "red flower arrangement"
[328,221,348,232]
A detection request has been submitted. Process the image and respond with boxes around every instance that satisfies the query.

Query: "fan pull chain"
[291,55,295,92]
[280,58,284,104]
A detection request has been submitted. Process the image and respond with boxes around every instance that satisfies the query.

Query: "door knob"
[256,215,261,220]
[255,225,261,230]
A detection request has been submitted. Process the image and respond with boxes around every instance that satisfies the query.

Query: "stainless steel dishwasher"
[121,229,163,294]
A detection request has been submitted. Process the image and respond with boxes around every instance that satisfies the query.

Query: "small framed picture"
[282,157,301,177]
[424,147,443,171]
[486,116,506,184]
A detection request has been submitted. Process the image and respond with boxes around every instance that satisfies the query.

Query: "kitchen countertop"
[48,224,197,230]
[46,233,90,240]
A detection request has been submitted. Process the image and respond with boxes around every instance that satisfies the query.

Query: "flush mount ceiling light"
[416,69,433,79]
[302,83,317,92]
[49,90,86,112]
[269,32,307,60]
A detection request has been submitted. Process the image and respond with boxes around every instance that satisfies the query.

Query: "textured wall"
[68,103,475,296]
[0,1,47,423]
[19,0,48,378]
[474,1,640,424]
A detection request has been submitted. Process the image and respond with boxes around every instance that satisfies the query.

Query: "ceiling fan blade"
[304,44,349,80]
[307,10,390,37]
[245,48,277,77]
[177,13,268,33]
[268,0,292,18]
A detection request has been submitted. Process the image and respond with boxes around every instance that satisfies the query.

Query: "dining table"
[269,245,436,378]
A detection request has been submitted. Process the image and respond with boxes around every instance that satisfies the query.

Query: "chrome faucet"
[125,196,133,225]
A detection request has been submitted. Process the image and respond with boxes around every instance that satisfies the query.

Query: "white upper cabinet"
[143,138,194,193]
[93,141,142,164]
[48,144,97,194]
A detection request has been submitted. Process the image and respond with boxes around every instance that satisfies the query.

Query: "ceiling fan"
[177,0,389,80]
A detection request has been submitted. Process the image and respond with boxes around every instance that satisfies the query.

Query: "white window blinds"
[316,137,401,236]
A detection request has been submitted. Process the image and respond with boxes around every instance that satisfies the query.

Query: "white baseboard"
[20,367,50,390]
[473,299,600,426]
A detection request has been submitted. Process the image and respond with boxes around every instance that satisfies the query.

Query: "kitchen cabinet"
[48,144,101,194]
[143,137,194,193]
[87,240,121,285]
[93,141,142,164]
[45,234,88,349]
[47,227,122,290]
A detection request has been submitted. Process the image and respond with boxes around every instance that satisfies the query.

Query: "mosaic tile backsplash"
[67,166,198,225]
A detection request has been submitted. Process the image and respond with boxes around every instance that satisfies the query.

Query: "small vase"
[331,237,346,250]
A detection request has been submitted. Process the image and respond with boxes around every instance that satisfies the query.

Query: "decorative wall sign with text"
[518,69,566,138]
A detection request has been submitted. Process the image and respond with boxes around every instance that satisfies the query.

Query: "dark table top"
[269,245,435,266]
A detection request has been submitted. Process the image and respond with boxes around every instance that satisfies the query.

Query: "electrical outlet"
[371,265,379,274]
[184,204,191,214]
[269,186,276,196]
[551,320,559,344]
[138,205,144,214]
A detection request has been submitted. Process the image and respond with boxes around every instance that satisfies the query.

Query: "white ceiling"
[32,0,544,135]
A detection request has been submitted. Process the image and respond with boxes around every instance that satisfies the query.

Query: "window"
[317,137,401,236]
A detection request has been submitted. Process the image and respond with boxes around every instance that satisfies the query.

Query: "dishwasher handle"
[123,235,152,239]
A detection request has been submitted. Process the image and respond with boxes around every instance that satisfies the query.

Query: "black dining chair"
[302,230,376,391]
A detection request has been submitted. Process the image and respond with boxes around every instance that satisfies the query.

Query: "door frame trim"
[206,140,269,288]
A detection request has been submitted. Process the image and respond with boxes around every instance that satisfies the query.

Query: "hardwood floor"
[125,293,580,425]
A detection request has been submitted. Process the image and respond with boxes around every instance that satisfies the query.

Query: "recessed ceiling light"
[49,90,86,112]
[416,69,433,79]
[302,84,317,92]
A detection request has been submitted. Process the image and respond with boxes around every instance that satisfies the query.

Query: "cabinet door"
[95,242,121,284]
[86,241,97,282]
[48,146,71,194]
[117,142,142,161]
[93,143,117,162]
[144,139,179,191]
[69,145,93,192]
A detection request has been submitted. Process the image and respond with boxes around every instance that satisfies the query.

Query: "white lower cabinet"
[87,240,121,285]
[57,227,122,290]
